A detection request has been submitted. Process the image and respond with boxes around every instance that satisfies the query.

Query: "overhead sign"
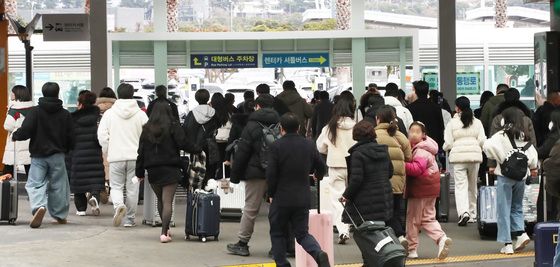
[190,54,258,69]
[422,72,481,95]
[42,14,90,41]
[262,53,329,68]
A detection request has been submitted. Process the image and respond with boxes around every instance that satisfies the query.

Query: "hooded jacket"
[13,97,74,157]
[69,106,105,194]
[97,99,149,162]
[375,123,412,194]
[95,97,116,116]
[277,89,312,134]
[543,139,560,197]
[483,130,538,178]
[385,96,414,129]
[443,114,486,164]
[316,117,357,168]
[311,100,334,139]
[230,108,280,182]
[146,97,180,123]
[342,140,394,224]
[480,94,505,134]
[405,136,440,199]
[183,105,218,148]
[3,101,34,165]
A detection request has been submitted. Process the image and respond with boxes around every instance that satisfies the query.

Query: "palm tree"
[495,0,508,28]
[85,0,90,14]
[336,0,350,30]
[167,0,178,32]
[5,0,17,34]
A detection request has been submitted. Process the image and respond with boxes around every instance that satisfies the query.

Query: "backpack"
[500,136,532,181]
[257,122,282,169]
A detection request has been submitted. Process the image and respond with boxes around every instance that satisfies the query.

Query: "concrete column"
[90,0,108,94]
[153,0,167,33]
[438,0,457,107]
[154,41,168,87]
[112,41,120,89]
[352,38,366,100]
[351,0,365,30]
[399,37,406,91]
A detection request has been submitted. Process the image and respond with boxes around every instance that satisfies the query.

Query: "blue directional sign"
[190,54,258,69]
[262,53,330,68]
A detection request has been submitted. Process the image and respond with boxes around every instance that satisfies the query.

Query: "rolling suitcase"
[534,222,560,267]
[295,177,334,267]
[185,190,220,242]
[216,163,245,218]
[436,172,450,223]
[1,142,18,225]
[477,174,497,238]
[142,178,176,227]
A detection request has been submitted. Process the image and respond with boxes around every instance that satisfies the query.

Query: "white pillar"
[438,0,457,107]
[351,0,365,30]
[90,0,108,93]
[154,0,166,33]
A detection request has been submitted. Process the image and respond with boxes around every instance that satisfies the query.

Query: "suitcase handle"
[317,175,320,214]
[341,201,365,228]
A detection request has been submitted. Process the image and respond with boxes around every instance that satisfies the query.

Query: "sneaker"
[30,207,46,228]
[514,233,531,252]
[458,212,470,227]
[113,205,126,227]
[338,234,350,245]
[407,250,419,259]
[227,241,250,256]
[123,221,136,228]
[468,217,477,223]
[500,244,514,255]
[160,234,172,243]
[88,196,100,216]
[437,236,452,260]
[76,211,87,216]
[55,218,67,224]
[315,251,330,267]
[398,236,409,252]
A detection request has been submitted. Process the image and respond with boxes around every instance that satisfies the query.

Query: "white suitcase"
[142,177,176,227]
[216,163,245,218]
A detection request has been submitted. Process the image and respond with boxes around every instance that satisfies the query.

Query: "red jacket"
[404,137,440,199]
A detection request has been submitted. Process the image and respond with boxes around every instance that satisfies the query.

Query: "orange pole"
[0,0,9,170]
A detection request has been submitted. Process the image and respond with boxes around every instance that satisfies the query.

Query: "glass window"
[108,0,153,32]
[32,72,90,109]
[489,65,535,109]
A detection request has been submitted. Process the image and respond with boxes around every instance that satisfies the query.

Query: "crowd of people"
[3,77,560,266]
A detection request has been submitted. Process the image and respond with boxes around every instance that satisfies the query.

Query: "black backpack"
[257,122,281,169]
[501,136,532,181]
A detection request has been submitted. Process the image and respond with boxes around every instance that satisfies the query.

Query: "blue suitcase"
[185,191,220,242]
[534,222,560,267]
[477,185,498,238]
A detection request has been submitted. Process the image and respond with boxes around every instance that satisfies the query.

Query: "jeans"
[496,175,525,243]
[25,153,70,220]
[453,163,480,218]
[109,160,139,224]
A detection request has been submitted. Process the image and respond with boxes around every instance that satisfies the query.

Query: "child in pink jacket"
[405,122,452,260]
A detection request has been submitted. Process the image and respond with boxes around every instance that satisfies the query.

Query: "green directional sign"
[422,72,481,95]
[262,53,330,68]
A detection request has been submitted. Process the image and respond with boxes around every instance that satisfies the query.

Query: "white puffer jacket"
[384,96,414,129]
[443,114,486,163]
[316,117,357,168]
[2,101,34,165]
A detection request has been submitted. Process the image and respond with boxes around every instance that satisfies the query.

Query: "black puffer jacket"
[342,139,394,224]
[231,108,279,183]
[69,106,105,194]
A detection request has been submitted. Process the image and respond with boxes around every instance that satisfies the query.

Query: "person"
[481,84,509,134]
[489,88,536,148]
[539,110,560,160]
[311,91,333,140]
[98,83,148,227]
[443,97,486,226]
[256,83,290,117]
[3,85,34,177]
[227,94,280,256]
[182,89,219,188]
[398,89,407,106]
[212,93,231,179]
[95,87,117,204]
[136,101,200,243]
[538,110,560,221]
[316,96,357,245]
[374,105,412,248]
[367,83,379,95]
[407,81,445,148]
[360,92,385,120]
[267,113,330,267]
[146,85,180,122]
[533,91,560,147]
[69,91,105,217]
[429,90,452,114]
[483,108,538,255]
[237,90,255,114]
[404,122,452,260]
[474,91,495,120]
[276,80,313,135]
[12,82,74,228]
[384,83,414,130]
[340,120,394,259]
[225,93,238,114]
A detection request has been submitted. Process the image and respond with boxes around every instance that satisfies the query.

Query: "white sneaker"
[458,212,470,227]
[407,250,418,259]
[123,222,136,228]
[88,196,100,216]
[398,236,409,251]
[113,205,126,227]
[500,244,514,254]
[514,233,531,252]
[76,211,87,216]
[437,236,452,260]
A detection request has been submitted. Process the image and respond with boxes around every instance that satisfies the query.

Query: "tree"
[303,19,336,31]
[167,0,178,32]
[5,0,17,33]
[336,0,350,30]
[495,0,508,28]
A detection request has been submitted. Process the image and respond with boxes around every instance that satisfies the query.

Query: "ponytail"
[460,107,474,128]
[376,105,398,137]
[387,120,398,136]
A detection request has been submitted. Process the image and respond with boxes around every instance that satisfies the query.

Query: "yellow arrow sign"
[193,57,202,66]
[309,55,327,65]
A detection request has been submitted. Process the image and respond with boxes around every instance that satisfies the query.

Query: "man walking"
[13,82,74,228]
[267,113,330,267]
[98,83,148,227]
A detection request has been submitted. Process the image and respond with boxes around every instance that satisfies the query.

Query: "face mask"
[550,122,554,131]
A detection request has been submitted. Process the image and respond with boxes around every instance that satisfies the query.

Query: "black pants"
[151,182,177,235]
[537,180,559,222]
[269,202,322,267]
[74,192,100,212]
[3,164,31,179]
[386,194,406,237]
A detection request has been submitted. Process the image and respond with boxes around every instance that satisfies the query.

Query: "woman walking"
[136,101,200,242]
[95,87,117,204]
[3,85,34,176]
[70,91,105,216]
[443,96,486,226]
[374,105,412,248]
[317,95,357,244]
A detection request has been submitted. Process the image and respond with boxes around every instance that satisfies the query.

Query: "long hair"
[501,108,527,141]
[327,97,354,145]
[376,105,398,136]
[143,102,174,144]
[455,96,473,128]
[211,93,229,127]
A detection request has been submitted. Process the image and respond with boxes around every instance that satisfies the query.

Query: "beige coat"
[375,123,412,194]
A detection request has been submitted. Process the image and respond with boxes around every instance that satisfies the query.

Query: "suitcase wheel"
[185,235,190,240]
[201,237,207,243]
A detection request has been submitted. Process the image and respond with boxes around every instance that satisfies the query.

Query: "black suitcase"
[436,172,450,223]
[1,143,18,225]
[185,190,220,242]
